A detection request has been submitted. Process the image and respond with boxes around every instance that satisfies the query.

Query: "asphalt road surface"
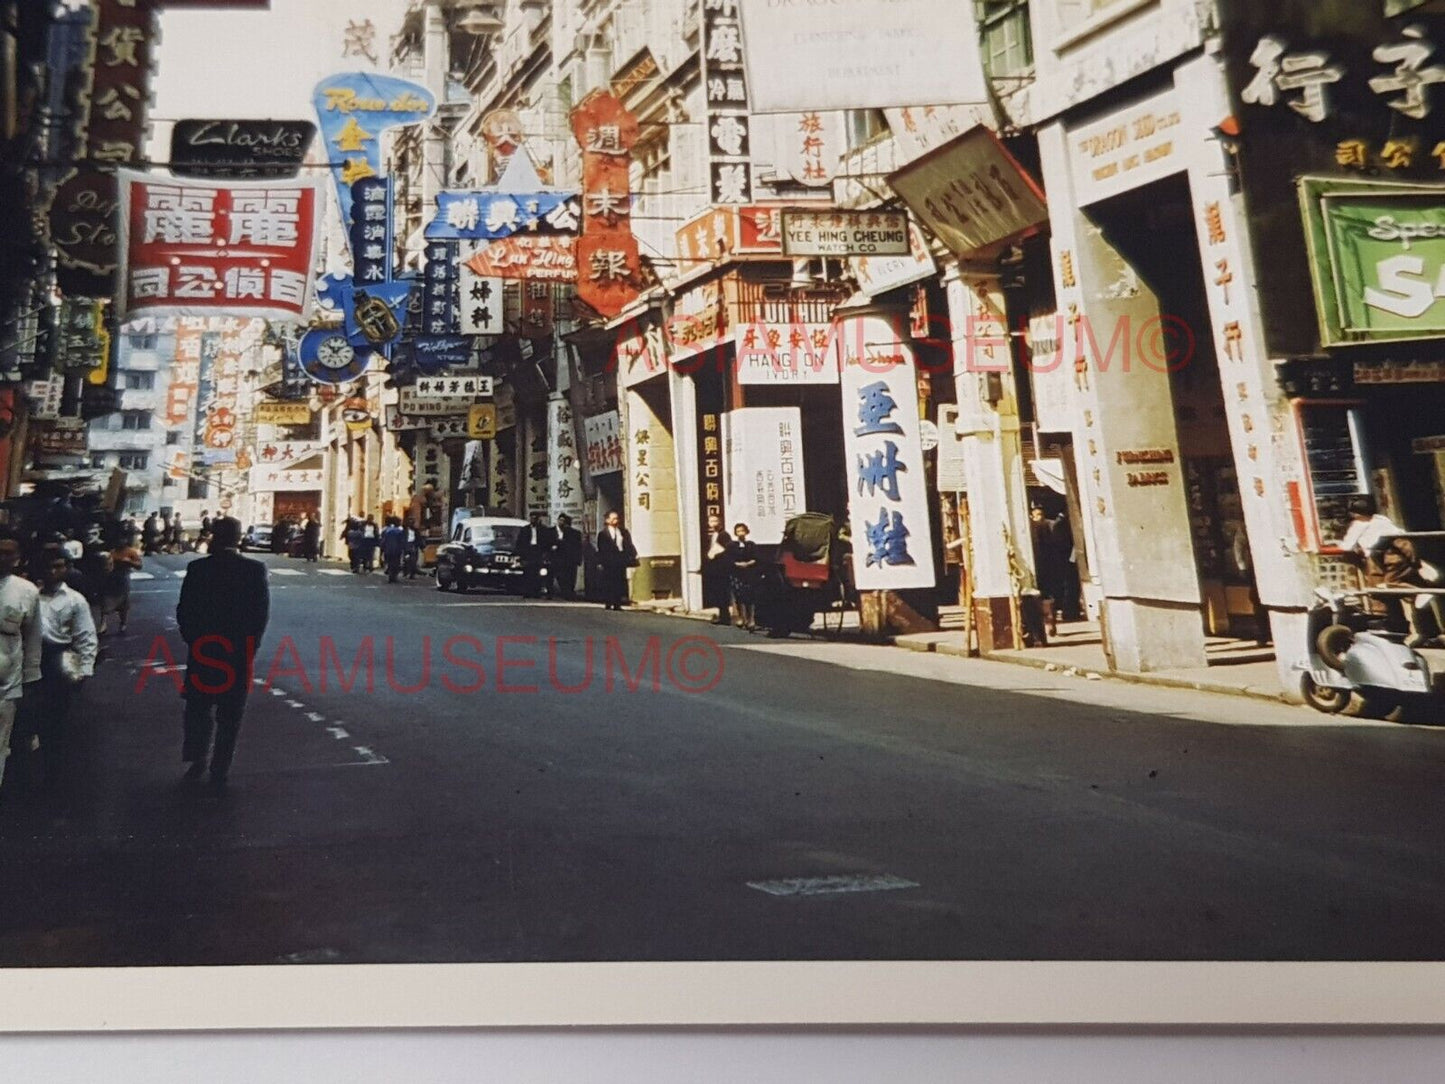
[4,552,1445,965]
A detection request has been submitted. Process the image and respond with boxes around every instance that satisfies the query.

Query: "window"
[128,333,158,351]
[123,371,155,390]
[1054,0,1150,37]
[120,410,152,430]
[977,1,1032,76]
[844,109,887,151]
[118,453,149,471]
[90,453,107,470]
[165,430,181,445]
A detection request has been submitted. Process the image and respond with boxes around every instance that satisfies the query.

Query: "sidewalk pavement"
[633,599,1294,706]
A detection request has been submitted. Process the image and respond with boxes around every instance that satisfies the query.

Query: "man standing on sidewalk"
[0,533,39,798]
[176,517,269,789]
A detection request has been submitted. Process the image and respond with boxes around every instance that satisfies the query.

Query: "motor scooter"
[1297,586,1438,719]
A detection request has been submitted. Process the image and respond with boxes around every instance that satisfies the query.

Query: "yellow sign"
[467,404,497,439]
[86,305,111,387]
[253,400,313,426]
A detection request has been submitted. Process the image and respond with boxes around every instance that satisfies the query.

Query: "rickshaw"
[748,512,856,638]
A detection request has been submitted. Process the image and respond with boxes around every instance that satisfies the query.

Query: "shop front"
[1036,52,1315,675]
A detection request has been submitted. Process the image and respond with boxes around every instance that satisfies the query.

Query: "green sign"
[1300,177,1445,347]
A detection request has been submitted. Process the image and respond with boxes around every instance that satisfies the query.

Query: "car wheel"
[455,577,470,594]
[1356,689,1403,721]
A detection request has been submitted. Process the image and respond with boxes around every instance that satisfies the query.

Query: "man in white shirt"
[29,551,97,793]
[0,534,40,796]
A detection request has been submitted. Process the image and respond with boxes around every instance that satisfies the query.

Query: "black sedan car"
[434,516,537,593]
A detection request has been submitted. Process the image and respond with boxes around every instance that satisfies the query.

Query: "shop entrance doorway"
[1087,175,1266,640]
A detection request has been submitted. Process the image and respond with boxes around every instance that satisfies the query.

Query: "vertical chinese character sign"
[312,73,436,243]
[422,240,461,336]
[570,91,643,320]
[836,311,936,591]
[548,398,585,525]
[701,0,755,204]
[115,172,323,320]
[47,0,159,291]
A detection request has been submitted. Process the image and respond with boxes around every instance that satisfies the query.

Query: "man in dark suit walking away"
[176,517,269,789]
[550,514,583,600]
[519,512,556,599]
[594,510,637,611]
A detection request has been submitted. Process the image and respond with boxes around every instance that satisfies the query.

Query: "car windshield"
[468,525,522,551]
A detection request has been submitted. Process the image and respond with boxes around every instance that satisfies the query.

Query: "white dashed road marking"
[350,746,388,766]
[131,572,155,581]
[173,571,187,579]
[319,569,352,577]
[327,726,350,740]
[271,568,306,576]
[306,712,326,723]
[745,875,920,898]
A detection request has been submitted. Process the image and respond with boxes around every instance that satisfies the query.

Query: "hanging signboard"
[734,322,839,385]
[1300,177,1445,347]
[548,398,586,524]
[420,239,460,336]
[397,389,478,416]
[415,375,493,398]
[888,125,1048,258]
[780,209,910,257]
[253,400,313,426]
[700,0,756,205]
[412,336,473,370]
[431,416,471,439]
[777,111,846,188]
[47,0,160,293]
[570,91,643,319]
[737,0,990,113]
[428,190,580,240]
[249,465,325,493]
[465,236,577,281]
[116,171,323,320]
[170,120,316,179]
[722,407,805,545]
[251,440,323,466]
[458,247,504,334]
[26,375,64,422]
[835,309,937,591]
[312,72,435,245]
[467,404,498,439]
[849,221,937,297]
[583,411,624,477]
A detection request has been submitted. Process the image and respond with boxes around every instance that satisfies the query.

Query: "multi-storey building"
[86,325,177,518]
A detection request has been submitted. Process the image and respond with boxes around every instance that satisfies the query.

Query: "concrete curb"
[888,633,1292,705]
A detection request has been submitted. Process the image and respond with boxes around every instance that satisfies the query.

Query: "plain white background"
[6,1031,1445,1081]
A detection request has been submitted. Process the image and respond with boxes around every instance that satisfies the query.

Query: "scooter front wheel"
[1300,672,1350,714]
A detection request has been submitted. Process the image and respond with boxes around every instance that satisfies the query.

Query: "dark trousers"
[25,642,75,788]
[552,561,579,600]
[385,553,402,582]
[403,550,419,578]
[183,696,246,779]
[348,546,363,573]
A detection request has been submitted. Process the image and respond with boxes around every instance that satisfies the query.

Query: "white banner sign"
[734,322,839,385]
[250,440,323,468]
[385,404,428,431]
[583,410,623,477]
[836,311,936,590]
[27,375,63,421]
[849,221,937,297]
[723,407,805,545]
[458,244,504,335]
[738,0,989,113]
[547,397,584,524]
[1026,312,1076,434]
[414,375,493,398]
[249,464,324,493]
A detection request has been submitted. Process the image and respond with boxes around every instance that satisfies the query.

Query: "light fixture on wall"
[454,5,504,35]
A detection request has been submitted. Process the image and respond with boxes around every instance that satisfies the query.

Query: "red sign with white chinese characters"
[570,90,642,320]
[116,171,323,319]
